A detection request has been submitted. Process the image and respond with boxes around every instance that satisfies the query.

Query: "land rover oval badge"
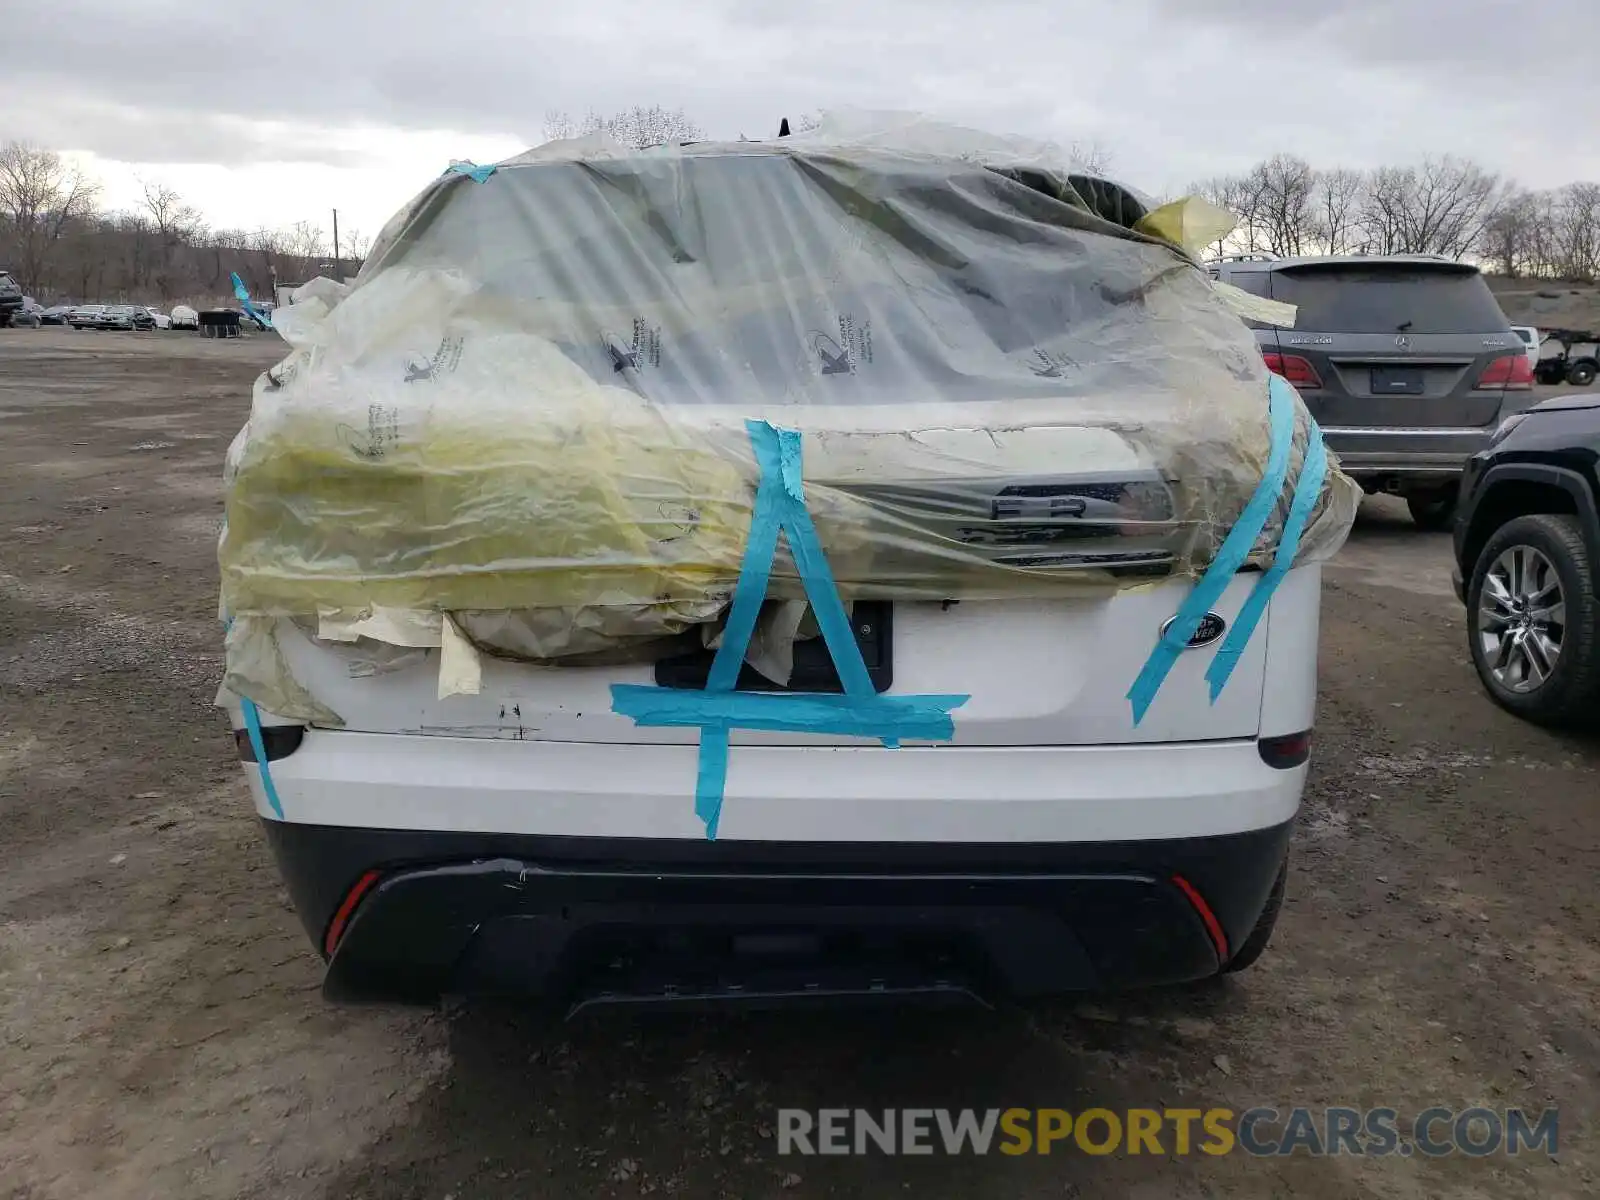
[1161,612,1227,649]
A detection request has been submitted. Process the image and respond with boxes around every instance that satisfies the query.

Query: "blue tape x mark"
[1127,373,1328,724]
[611,419,969,839]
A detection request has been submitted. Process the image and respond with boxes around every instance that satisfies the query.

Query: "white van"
[222,132,1351,1012]
[1511,326,1541,372]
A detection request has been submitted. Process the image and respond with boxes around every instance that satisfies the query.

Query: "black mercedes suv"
[1453,394,1600,725]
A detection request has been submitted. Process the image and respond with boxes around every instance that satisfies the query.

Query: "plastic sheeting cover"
[219,114,1359,684]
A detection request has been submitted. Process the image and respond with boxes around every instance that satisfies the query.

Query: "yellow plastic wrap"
[219,113,1359,677]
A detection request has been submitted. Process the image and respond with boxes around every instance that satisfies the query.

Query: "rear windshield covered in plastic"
[1269,266,1509,335]
[375,151,1227,405]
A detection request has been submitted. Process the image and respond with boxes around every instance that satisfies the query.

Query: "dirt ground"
[1,327,1597,1200]
[1486,276,1600,341]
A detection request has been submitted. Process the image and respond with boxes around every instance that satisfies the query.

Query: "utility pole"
[331,208,341,280]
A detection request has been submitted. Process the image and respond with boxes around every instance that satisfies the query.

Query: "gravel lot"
[1,328,1597,1200]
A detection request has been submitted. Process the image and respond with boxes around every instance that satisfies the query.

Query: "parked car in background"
[0,270,23,327]
[68,304,109,329]
[39,304,74,325]
[1207,255,1531,530]
[169,305,199,330]
[1454,393,1600,726]
[13,299,44,327]
[1511,326,1542,374]
[145,307,172,330]
[102,305,157,331]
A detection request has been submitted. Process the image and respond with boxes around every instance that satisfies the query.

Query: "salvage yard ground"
[1,328,1597,1200]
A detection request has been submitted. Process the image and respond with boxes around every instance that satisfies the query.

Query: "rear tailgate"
[1269,261,1517,429]
[261,421,1285,748]
[271,576,1281,748]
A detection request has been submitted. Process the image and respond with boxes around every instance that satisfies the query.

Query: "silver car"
[1208,255,1531,529]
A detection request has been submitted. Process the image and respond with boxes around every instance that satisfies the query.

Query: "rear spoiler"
[1273,258,1479,277]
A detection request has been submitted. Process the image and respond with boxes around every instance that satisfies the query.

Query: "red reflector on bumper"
[323,869,383,957]
[1171,873,1229,962]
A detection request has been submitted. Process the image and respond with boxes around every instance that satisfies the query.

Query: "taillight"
[1261,352,1323,388]
[1475,353,1533,391]
[1258,729,1313,769]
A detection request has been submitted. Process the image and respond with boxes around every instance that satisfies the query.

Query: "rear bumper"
[237,729,1304,843]
[1322,425,1495,480]
[263,819,1295,1009]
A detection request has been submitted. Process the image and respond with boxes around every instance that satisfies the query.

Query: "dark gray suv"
[1208,255,1531,529]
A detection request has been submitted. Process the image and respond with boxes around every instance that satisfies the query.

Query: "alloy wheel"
[1477,545,1566,692]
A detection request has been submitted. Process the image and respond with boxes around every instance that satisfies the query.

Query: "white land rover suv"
[221,126,1351,1012]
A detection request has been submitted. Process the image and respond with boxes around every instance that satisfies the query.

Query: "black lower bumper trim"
[260,822,1294,1010]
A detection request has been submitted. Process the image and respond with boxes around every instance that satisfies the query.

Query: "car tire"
[1467,513,1600,727]
[1568,360,1599,387]
[1406,492,1458,531]
[1222,859,1286,974]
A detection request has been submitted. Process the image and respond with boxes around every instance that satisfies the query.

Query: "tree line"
[1191,154,1600,281]
[10,117,1595,306]
[0,141,369,307]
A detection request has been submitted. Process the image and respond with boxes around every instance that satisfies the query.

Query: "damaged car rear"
[217,115,1357,1013]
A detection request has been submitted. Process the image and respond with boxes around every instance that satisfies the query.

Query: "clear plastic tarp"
[218,112,1358,712]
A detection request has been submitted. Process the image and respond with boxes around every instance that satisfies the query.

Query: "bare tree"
[279,220,326,262]
[338,226,372,270]
[138,181,205,297]
[1249,154,1317,256]
[1312,168,1364,256]
[1190,172,1270,257]
[1406,157,1504,257]
[543,105,703,149]
[141,181,203,245]
[0,141,101,291]
[1480,190,1539,278]
[1358,165,1412,255]
[1358,157,1504,258]
[1548,183,1600,281]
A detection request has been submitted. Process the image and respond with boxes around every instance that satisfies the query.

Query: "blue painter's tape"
[1126,373,1298,725]
[740,423,876,699]
[231,271,271,329]
[222,615,285,820]
[706,438,786,694]
[610,685,967,740]
[1206,421,1329,701]
[239,696,286,820]
[696,728,730,840]
[445,162,497,183]
[611,418,969,838]
[777,426,805,502]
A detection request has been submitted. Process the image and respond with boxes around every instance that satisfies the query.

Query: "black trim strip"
[235,724,306,763]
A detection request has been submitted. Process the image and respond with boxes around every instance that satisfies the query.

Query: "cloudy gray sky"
[4,0,1592,237]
